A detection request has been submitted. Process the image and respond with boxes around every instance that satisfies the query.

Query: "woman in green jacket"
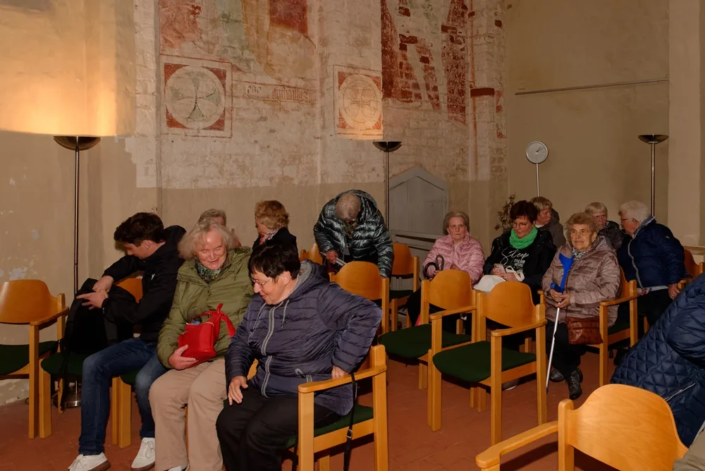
[149,218,253,471]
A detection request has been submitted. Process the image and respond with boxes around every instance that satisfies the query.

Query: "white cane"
[545,307,561,391]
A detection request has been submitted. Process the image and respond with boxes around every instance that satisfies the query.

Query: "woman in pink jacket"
[406,211,485,331]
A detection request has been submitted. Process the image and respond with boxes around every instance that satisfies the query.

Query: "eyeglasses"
[251,277,272,288]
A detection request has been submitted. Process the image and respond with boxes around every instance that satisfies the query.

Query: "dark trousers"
[406,289,467,333]
[546,321,587,379]
[638,289,673,335]
[216,387,340,471]
[79,338,166,455]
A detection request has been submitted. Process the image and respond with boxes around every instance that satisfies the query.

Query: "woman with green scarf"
[483,200,556,304]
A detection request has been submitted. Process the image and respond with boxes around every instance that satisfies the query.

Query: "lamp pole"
[372,141,402,225]
[638,134,668,216]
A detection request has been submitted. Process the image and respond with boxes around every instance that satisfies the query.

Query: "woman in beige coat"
[542,212,621,400]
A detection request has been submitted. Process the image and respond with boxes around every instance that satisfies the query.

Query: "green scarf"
[196,260,223,283]
[509,226,538,250]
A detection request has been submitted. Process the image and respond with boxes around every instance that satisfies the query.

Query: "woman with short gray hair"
[617,200,686,333]
[585,202,623,250]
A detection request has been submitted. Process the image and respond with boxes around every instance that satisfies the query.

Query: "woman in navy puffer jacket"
[612,274,705,446]
[217,243,381,471]
[617,200,685,330]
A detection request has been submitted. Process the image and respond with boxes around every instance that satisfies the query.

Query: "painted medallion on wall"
[334,67,383,139]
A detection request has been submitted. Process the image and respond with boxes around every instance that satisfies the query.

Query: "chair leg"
[428,360,442,431]
[57,378,65,414]
[490,382,502,445]
[28,326,39,439]
[39,368,52,438]
[477,387,487,412]
[118,379,132,448]
[418,362,428,390]
[599,343,608,387]
[390,302,398,332]
[111,377,119,445]
[470,387,476,410]
[317,454,330,471]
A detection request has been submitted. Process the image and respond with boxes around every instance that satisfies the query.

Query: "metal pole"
[536,163,540,196]
[74,137,80,295]
[650,142,656,215]
[384,151,390,223]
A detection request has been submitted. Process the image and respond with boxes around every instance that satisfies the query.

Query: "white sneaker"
[68,454,111,471]
[131,438,156,471]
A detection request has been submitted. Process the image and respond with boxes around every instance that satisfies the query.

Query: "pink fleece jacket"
[423,234,485,283]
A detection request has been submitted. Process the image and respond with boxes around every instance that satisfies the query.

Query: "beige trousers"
[149,358,226,471]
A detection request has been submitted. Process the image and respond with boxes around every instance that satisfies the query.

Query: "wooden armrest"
[475,422,558,469]
[29,307,69,326]
[429,304,477,321]
[491,320,547,338]
[600,294,638,307]
[298,365,386,393]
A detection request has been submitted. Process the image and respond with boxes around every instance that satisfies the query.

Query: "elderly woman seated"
[617,200,686,331]
[484,200,556,303]
[585,201,623,250]
[216,243,381,471]
[406,211,485,331]
[543,212,621,400]
[313,189,393,277]
[149,218,253,471]
[253,200,297,250]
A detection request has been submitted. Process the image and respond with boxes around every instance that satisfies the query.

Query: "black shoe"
[567,369,583,400]
[549,368,564,382]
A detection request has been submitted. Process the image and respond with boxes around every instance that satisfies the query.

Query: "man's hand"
[228,376,248,405]
[93,276,114,293]
[668,283,681,300]
[326,250,339,264]
[331,366,346,379]
[76,291,108,310]
[168,345,198,371]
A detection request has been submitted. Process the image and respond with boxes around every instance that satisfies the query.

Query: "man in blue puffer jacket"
[617,200,685,330]
[612,274,705,446]
[217,243,381,471]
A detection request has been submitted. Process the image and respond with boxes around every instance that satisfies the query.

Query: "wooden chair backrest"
[685,249,699,278]
[116,277,144,302]
[560,384,686,470]
[300,243,323,265]
[392,243,420,291]
[0,280,65,325]
[619,268,636,298]
[330,261,387,301]
[478,281,537,328]
[422,270,473,311]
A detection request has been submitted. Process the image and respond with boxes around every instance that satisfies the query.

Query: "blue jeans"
[79,338,167,455]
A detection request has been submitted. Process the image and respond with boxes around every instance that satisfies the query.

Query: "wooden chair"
[679,249,704,290]
[293,345,388,471]
[0,280,67,438]
[389,243,420,331]
[431,281,547,443]
[590,269,638,386]
[475,384,687,470]
[330,262,391,334]
[300,242,323,265]
[379,270,473,393]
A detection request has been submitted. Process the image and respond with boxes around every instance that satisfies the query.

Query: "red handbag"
[177,303,236,366]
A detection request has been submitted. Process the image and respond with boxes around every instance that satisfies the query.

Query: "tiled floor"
[0,353,616,470]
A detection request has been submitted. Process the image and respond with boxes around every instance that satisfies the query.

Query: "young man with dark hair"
[68,213,186,471]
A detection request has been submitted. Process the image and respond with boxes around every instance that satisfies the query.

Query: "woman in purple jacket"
[216,243,381,471]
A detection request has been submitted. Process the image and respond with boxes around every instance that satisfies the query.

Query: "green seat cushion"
[390,289,414,300]
[379,324,471,359]
[41,351,90,377]
[608,318,630,336]
[284,404,373,449]
[432,341,536,383]
[121,369,140,385]
[0,341,58,375]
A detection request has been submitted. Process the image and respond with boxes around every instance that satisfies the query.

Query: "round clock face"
[526,141,549,164]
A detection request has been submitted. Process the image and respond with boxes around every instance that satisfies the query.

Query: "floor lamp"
[638,134,668,216]
[373,141,402,223]
[53,136,101,296]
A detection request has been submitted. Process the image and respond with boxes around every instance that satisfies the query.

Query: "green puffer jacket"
[313,190,394,277]
[157,248,254,368]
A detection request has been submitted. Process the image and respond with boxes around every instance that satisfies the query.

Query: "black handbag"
[424,255,445,278]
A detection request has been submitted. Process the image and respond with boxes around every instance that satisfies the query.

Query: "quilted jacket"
[313,190,394,277]
[617,216,685,289]
[423,234,485,283]
[611,275,705,446]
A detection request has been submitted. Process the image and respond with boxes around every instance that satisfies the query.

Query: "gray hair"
[178,218,238,260]
[443,211,470,234]
[619,200,650,225]
[585,202,608,218]
[335,192,361,221]
[199,208,226,225]
[530,196,553,211]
